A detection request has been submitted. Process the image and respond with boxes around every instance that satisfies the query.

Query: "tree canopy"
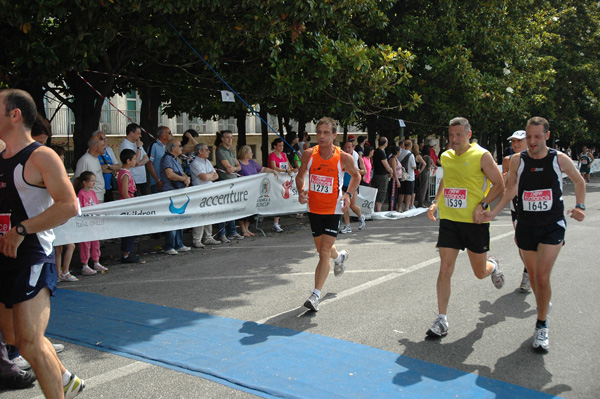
[1,0,599,159]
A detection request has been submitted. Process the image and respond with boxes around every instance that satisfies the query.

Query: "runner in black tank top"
[516,148,564,227]
[482,117,586,352]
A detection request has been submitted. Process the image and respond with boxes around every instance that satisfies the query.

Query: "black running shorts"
[308,213,342,238]
[436,219,490,254]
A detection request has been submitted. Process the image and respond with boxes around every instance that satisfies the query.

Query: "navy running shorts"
[0,263,57,309]
[515,220,566,251]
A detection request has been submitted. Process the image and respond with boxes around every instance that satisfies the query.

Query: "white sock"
[334,252,343,263]
[438,314,447,322]
[62,370,72,386]
[313,289,321,298]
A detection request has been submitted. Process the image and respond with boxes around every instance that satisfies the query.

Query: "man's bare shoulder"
[30,145,67,173]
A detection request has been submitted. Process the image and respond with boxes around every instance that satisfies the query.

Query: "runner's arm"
[559,152,586,221]
[483,154,520,221]
[427,178,444,221]
[340,151,361,213]
[295,150,313,204]
[0,147,79,258]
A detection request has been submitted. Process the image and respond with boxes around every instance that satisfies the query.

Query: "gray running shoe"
[303,293,319,311]
[488,256,504,289]
[358,215,366,231]
[533,327,549,350]
[520,271,531,291]
[426,316,449,337]
[203,237,221,246]
[334,250,349,277]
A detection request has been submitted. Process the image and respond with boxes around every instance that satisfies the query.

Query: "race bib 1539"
[443,188,468,208]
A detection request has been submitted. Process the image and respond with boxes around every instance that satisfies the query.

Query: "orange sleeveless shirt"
[306,145,344,215]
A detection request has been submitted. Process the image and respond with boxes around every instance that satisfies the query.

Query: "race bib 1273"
[310,174,334,194]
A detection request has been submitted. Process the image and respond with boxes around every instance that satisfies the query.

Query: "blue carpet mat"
[47,290,561,399]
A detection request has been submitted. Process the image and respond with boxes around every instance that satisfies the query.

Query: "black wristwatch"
[15,223,28,236]
[345,192,353,199]
[480,201,489,210]
[575,203,586,211]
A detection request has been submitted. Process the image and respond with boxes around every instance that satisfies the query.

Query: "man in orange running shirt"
[296,117,361,311]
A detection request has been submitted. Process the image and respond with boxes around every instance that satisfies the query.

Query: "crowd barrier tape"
[54,173,377,245]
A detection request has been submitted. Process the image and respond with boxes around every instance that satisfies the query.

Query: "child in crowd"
[74,171,107,275]
[51,145,78,281]
[118,149,142,263]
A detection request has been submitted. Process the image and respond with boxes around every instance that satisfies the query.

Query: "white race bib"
[444,188,467,208]
[279,162,289,170]
[310,174,334,194]
[522,189,552,212]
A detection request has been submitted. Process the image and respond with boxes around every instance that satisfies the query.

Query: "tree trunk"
[236,108,247,151]
[260,107,270,166]
[297,113,307,135]
[366,115,378,146]
[278,115,284,136]
[65,71,105,164]
[283,115,293,136]
[139,85,161,147]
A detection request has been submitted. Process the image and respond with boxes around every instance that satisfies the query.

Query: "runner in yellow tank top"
[424,117,505,339]
[295,117,361,311]
[438,142,491,223]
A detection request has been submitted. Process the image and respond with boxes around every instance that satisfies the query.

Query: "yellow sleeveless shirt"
[439,143,491,223]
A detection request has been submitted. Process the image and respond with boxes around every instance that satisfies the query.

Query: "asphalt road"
[3,179,600,399]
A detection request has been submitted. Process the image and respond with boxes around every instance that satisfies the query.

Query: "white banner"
[54,173,377,245]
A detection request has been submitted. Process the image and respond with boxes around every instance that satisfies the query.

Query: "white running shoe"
[488,256,504,289]
[358,215,366,231]
[520,271,531,291]
[164,248,178,255]
[339,224,352,234]
[64,374,85,399]
[533,327,549,350]
[426,316,449,338]
[176,245,191,252]
[53,343,65,353]
[334,250,349,277]
[303,293,319,311]
[272,223,283,233]
[10,355,31,370]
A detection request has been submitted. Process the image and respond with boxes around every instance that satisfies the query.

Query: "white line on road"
[31,361,151,399]
[255,230,515,324]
